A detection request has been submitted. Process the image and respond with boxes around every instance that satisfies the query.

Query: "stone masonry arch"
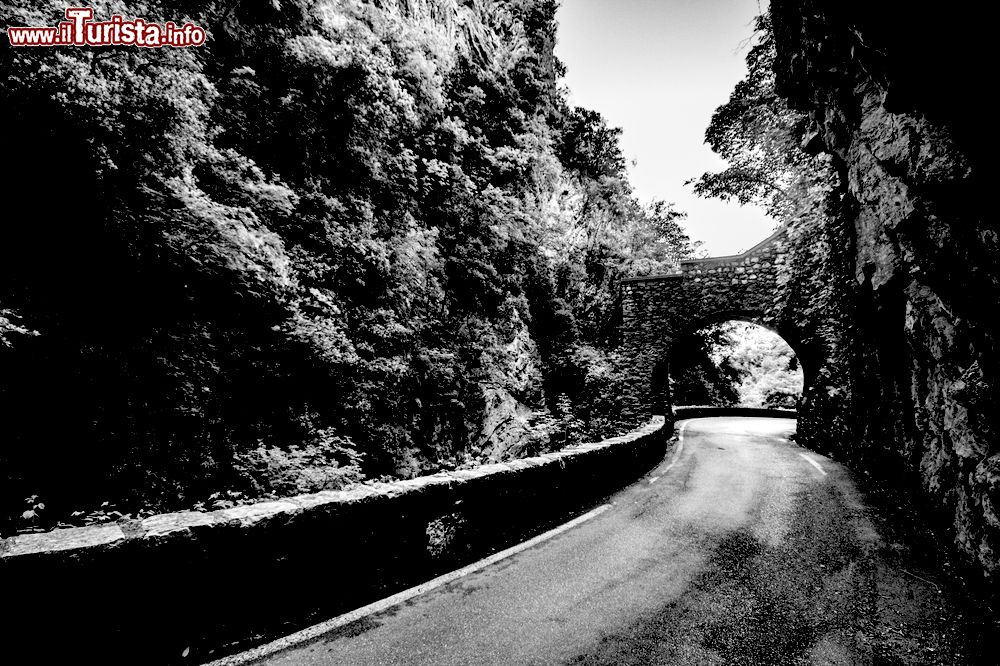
[621,227,814,416]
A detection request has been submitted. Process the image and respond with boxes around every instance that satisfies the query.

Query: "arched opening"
[666,316,804,409]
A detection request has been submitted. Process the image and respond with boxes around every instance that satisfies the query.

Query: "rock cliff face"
[475,306,542,462]
[770,0,999,587]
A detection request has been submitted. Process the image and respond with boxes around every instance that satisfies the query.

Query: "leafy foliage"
[688,14,837,227]
[670,322,803,408]
[0,0,693,532]
[711,322,803,408]
[235,430,364,497]
[669,326,743,406]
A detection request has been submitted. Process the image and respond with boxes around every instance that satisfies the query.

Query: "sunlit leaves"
[689,14,837,226]
[0,0,674,522]
[0,309,39,349]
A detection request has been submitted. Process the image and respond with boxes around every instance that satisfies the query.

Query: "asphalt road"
[229,417,977,665]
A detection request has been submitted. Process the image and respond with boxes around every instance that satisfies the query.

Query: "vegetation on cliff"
[689,13,837,231]
[670,322,802,409]
[0,0,694,532]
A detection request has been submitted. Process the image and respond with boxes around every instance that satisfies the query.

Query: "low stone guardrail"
[1,417,668,665]
[672,405,797,420]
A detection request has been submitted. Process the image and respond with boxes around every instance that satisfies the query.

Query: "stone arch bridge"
[621,227,811,415]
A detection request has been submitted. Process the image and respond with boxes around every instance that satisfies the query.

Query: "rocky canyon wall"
[770,0,999,588]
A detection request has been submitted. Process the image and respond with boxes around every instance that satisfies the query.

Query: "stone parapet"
[1,418,668,664]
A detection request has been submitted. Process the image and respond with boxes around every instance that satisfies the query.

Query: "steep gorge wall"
[0,0,581,521]
[770,0,999,587]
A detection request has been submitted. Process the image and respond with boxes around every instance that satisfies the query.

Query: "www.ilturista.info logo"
[7,7,206,47]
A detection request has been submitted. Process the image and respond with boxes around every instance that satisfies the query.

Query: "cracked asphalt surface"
[242,417,988,665]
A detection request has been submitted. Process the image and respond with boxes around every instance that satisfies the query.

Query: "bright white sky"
[555,0,776,256]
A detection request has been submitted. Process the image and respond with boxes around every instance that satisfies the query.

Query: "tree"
[0,0,686,530]
[688,14,836,226]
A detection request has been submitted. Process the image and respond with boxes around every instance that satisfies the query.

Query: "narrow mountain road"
[224,418,979,665]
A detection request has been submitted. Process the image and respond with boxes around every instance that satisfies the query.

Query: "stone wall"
[770,0,999,589]
[0,418,667,664]
[620,228,812,416]
[677,229,788,309]
[673,405,797,420]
